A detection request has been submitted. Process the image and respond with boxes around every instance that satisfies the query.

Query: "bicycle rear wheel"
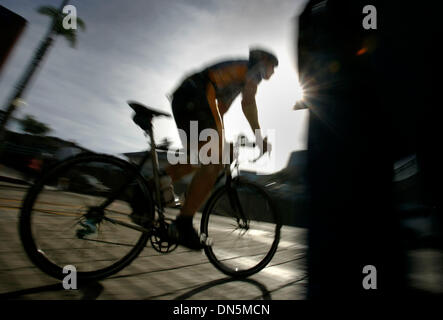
[19,153,153,282]
[201,179,281,278]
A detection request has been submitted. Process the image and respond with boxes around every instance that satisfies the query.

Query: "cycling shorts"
[171,72,223,154]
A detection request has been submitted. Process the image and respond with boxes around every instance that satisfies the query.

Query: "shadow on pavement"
[173,277,272,300]
[0,281,104,300]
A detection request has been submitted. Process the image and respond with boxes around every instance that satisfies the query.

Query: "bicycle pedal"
[76,220,97,238]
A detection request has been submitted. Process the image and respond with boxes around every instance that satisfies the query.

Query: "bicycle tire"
[201,178,281,278]
[19,153,153,282]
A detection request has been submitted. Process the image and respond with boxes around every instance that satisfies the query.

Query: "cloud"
[1,0,308,172]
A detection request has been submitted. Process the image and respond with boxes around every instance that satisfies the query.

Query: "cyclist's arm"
[241,80,263,141]
[218,98,234,117]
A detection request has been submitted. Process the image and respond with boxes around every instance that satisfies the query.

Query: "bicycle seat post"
[146,122,164,212]
[133,118,163,209]
[128,101,172,212]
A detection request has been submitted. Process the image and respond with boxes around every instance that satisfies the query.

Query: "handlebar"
[231,136,270,164]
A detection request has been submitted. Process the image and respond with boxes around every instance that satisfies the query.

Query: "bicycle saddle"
[128,101,171,131]
[128,101,171,119]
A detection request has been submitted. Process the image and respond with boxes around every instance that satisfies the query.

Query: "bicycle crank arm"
[102,216,151,234]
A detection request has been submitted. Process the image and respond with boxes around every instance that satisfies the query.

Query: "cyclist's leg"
[179,147,223,218]
[166,80,224,185]
[164,81,202,183]
[179,83,224,218]
[165,163,196,182]
[168,83,224,249]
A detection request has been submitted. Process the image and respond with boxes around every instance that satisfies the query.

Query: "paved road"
[2,179,441,300]
[0,181,308,300]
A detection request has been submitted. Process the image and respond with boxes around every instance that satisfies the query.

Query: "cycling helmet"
[249,48,279,67]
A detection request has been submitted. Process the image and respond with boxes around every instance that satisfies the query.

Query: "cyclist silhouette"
[164,47,278,250]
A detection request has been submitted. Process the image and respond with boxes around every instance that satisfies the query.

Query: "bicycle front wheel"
[201,179,281,278]
[19,153,153,282]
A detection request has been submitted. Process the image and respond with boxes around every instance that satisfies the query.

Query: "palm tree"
[0,0,85,143]
[37,4,86,48]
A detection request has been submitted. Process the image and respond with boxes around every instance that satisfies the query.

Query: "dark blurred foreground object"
[0,5,27,75]
[298,0,442,298]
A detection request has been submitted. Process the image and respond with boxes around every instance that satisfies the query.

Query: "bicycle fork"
[226,183,249,232]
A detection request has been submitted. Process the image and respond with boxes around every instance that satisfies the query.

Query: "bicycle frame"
[94,120,252,234]
[94,121,166,230]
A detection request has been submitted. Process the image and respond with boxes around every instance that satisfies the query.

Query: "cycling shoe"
[168,217,203,251]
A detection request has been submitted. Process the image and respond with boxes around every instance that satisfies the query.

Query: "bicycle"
[19,101,281,282]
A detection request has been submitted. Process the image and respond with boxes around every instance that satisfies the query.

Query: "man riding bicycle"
[162,47,278,250]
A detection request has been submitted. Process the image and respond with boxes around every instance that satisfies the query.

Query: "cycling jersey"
[203,60,264,113]
[171,58,264,161]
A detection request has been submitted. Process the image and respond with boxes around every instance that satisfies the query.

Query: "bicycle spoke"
[20,154,151,280]
[202,181,280,277]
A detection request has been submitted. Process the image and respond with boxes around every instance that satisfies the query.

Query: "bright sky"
[0,0,309,173]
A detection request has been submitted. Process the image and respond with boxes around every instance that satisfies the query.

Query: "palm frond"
[37,6,60,18]
[63,30,77,48]
[37,4,85,48]
[76,18,86,31]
